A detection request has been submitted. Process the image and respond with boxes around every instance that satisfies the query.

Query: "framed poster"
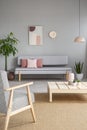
[28,26,43,45]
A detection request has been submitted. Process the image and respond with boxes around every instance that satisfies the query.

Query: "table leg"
[49,91,52,102]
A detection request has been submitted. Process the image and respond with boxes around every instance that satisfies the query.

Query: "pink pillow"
[20,59,27,68]
[27,59,37,68]
[37,59,43,68]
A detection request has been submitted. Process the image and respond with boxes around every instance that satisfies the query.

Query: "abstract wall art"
[28,26,43,45]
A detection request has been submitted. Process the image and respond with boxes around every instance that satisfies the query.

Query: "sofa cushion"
[37,59,43,68]
[27,59,37,68]
[20,59,27,68]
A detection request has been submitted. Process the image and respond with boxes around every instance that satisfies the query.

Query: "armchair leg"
[26,86,36,122]
[4,90,13,130]
[4,114,10,130]
[30,105,36,122]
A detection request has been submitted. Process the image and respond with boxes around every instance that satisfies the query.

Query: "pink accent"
[27,59,37,68]
[37,59,43,68]
[20,59,27,68]
[36,35,41,45]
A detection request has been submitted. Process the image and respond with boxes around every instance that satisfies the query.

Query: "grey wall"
[0,0,87,76]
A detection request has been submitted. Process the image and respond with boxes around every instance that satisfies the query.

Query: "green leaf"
[74,61,84,73]
[0,32,19,70]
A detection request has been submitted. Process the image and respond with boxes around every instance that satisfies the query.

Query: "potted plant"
[0,32,19,71]
[74,61,84,81]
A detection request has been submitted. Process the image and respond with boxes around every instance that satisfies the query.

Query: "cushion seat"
[15,67,72,74]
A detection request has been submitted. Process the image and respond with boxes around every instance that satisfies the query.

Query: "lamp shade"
[74,36,86,43]
[74,0,86,43]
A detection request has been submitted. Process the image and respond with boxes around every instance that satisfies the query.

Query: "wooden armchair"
[0,70,36,130]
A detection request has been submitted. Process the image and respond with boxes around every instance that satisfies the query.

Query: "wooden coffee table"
[48,82,87,102]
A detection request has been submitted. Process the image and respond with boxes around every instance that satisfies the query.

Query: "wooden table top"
[48,82,87,93]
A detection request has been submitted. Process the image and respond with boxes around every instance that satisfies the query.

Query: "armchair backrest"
[0,70,10,113]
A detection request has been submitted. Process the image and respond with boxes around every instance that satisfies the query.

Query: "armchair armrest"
[4,82,33,91]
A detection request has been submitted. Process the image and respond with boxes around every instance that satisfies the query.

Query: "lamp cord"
[79,0,80,36]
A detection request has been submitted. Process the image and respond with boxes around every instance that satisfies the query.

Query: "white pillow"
[27,59,37,68]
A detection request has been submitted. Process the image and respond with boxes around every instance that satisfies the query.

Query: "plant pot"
[8,72,15,80]
[76,73,83,81]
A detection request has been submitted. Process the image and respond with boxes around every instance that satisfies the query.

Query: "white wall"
[0,0,87,76]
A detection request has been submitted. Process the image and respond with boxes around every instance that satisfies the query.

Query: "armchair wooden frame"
[4,82,36,130]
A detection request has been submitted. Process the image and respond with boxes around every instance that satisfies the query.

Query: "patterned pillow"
[37,59,43,68]
[27,59,37,68]
[20,59,27,68]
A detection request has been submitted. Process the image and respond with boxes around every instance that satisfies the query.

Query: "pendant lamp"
[74,0,86,43]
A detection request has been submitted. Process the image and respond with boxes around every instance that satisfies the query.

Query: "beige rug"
[0,93,87,130]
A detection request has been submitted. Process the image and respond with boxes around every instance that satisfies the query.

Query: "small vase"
[66,72,74,85]
[67,73,74,82]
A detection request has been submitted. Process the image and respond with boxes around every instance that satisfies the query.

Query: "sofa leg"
[18,71,21,81]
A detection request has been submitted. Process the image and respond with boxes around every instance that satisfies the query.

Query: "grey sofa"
[15,56,72,81]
